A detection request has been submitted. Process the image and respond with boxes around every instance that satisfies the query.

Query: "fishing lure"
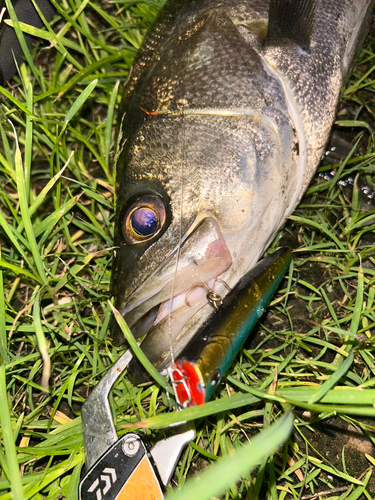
[169,247,292,407]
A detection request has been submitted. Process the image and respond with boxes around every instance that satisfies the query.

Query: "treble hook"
[185,279,231,310]
[169,365,192,408]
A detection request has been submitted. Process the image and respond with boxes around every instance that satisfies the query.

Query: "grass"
[0,1,375,499]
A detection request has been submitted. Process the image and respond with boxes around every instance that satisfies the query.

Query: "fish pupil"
[131,207,158,236]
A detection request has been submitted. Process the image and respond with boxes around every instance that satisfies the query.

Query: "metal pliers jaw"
[78,350,195,500]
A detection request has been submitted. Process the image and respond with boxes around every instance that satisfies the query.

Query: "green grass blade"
[335,120,373,135]
[13,123,49,285]
[34,195,79,239]
[126,392,262,430]
[307,351,354,404]
[35,54,126,101]
[165,411,294,500]
[0,365,27,500]
[59,79,98,137]
[349,260,364,335]
[15,129,48,284]
[288,215,346,250]
[25,153,72,221]
[22,73,33,199]
[0,252,8,364]
[0,259,41,283]
[109,302,171,392]
[0,84,35,115]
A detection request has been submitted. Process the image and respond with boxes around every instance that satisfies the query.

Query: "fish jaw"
[112,217,232,375]
[121,217,232,324]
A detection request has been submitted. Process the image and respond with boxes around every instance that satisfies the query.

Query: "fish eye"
[122,195,166,244]
[132,207,158,236]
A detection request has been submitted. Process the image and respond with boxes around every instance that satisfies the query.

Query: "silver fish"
[111,0,374,382]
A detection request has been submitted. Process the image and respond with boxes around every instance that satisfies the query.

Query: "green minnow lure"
[169,247,292,407]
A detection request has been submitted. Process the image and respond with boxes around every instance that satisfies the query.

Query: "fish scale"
[112,0,374,383]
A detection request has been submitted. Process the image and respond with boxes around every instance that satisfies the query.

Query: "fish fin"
[266,0,318,51]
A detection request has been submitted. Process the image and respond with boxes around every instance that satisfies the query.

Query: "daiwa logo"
[87,468,117,499]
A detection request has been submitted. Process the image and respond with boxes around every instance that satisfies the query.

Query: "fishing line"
[167,73,186,368]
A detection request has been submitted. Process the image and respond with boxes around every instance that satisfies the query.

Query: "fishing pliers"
[78,247,292,499]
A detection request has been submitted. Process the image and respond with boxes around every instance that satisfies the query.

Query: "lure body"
[170,247,292,407]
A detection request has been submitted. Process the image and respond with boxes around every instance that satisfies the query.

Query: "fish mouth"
[118,217,232,383]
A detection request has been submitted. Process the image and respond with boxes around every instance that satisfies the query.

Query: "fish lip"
[119,216,233,340]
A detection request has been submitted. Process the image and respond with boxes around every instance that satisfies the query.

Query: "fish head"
[112,112,297,383]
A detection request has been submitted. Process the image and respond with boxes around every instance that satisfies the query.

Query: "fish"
[111,0,374,383]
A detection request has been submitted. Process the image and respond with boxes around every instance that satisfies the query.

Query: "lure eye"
[210,369,222,388]
[122,195,166,244]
